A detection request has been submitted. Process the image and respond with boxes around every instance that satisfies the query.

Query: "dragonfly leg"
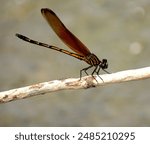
[94,66,105,82]
[80,65,99,82]
[80,65,93,80]
[91,66,100,82]
[91,66,98,75]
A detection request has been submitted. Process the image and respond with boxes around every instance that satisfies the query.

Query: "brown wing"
[41,8,91,56]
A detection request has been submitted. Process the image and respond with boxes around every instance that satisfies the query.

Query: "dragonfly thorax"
[84,53,100,66]
[84,53,108,69]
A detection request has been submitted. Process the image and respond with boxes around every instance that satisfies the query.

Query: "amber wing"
[41,8,91,56]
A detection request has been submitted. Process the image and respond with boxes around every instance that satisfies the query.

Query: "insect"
[16,8,109,81]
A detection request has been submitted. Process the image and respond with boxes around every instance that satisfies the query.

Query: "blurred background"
[0,0,150,126]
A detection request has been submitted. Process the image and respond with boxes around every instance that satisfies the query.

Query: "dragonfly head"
[100,59,108,70]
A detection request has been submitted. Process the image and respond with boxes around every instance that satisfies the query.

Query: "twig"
[0,67,150,104]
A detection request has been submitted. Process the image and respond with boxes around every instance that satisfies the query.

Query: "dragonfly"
[16,8,109,81]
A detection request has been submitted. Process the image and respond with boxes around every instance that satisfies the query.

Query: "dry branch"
[0,66,150,104]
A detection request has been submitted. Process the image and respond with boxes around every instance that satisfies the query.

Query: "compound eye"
[102,59,108,69]
[103,59,107,63]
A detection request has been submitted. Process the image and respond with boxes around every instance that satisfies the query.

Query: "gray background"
[0,0,150,126]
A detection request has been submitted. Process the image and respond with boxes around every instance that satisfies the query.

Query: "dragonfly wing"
[41,8,91,56]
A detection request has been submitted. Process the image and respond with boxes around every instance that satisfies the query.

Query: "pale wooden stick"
[0,66,150,104]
